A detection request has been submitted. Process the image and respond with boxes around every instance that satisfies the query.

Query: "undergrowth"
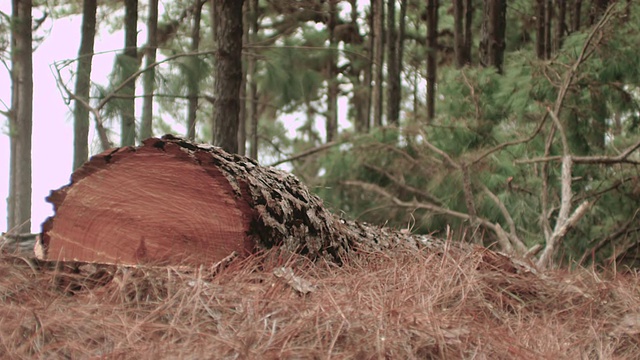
[0,245,639,359]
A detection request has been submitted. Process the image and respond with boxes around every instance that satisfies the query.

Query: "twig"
[269,141,341,167]
[471,114,548,166]
[363,163,444,206]
[480,184,527,254]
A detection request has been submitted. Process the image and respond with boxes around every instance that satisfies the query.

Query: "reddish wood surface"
[41,138,255,266]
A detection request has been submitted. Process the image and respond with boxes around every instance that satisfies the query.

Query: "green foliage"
[304,2,640,267]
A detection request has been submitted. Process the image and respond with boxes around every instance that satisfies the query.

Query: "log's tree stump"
[38,135,439,266]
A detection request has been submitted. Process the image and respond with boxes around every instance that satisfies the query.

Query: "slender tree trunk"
[120,0,138,146]
[362,3,373,133]
[386,0,400,127]
[73,0,97,170]
[453,0,473,67]
[544,0,552,58]
[248,0,259,160]
[479,0,507,74]
[7,0,33,234]
[453,0,465,68]
[463,0,472,62]
[141,0,158,140]
[555,0,567,51]
[426,0,438,122]
[326,0,338,143]
[372,0,385,127]
[212,0,244,153]
[237,0,249,155]
[535,0,545,58]
[571,0,582,32]
[349,0,368,134]
[186,1,204,140]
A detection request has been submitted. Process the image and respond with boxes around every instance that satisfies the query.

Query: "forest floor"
[0,242,639,359]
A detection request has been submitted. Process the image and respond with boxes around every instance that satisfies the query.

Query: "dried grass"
[0,244,639,359]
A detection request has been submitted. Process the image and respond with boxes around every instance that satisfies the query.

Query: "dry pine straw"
[0,244,639,359]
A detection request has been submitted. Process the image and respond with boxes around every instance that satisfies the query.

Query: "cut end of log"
[41,137,256,266]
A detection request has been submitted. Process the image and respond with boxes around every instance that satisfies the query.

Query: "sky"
[1,10,140,233]
[1,6,351,234]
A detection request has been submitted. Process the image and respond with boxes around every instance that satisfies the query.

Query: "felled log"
[38,135,439,266]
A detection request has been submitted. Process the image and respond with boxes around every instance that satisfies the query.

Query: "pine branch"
[344,180,527,256]
[363,163,444,206]
[269,141,341,167]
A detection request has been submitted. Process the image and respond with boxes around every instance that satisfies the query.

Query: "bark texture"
[8,0,33,234]
[38,136,440,266]
[73,0,97,170]
[187,1,204,140]
[140,0,158,140]
[212,0,244,153]
[372,0,384,127]
[426,0,438,122]
[120,0,138,146]
[479,0,507,73]
[453,0,473,67]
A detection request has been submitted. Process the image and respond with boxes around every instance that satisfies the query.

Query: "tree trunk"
[426,0,438,122]
[7,0,33,234]
[73,0,97,171]
[544,0,552,59]
[571,0,582,32]
[37,135,439,266]
[351,0,369,134]
[362,2,373,133]
[120,0,138,146]
[385,0,398,126]
[453,0,465,68]
[453,0,473,67]
[140,0,158,141]
[248,0,259,160]
[186,1,204,140]
[237,0,249,155]
[555,0,567,51]
[479,0,507,74]
[372,0,385,128]
[326,0,339,143]
[212,0,244,154]
[535,0,545,59]
[464,0,472,62]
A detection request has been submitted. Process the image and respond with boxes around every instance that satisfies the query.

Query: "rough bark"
[7,0,33,234]
[479,0,507,74]
[120,0,138,146]
[187,1,204,140]
[535,0,546,59]
[385,0,398,126]
[372,0,384,127]
[453,0,473,67]
[326,0,339,142]
[73,0,97,171]
[571,0,582,32]
[351,0,370,134]
[238,0,249,155]
[212,0,244,154]
[555,0,567,51]
[248,0,259,160]
[544,0,552,58]
[426,0,438,122]
[37,135,440,266]
[140,0,158,140]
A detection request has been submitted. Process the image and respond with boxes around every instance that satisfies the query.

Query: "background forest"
[3,0,640,269]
